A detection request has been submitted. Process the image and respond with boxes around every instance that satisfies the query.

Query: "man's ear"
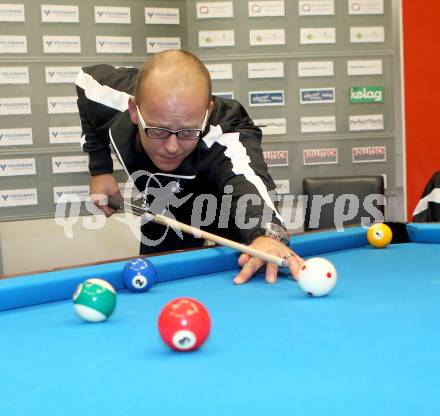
[208,99,215,115]
[127,96,138,124]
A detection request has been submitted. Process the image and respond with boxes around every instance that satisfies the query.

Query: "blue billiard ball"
[122,258,157,292]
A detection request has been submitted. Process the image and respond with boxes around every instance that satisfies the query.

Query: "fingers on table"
[284,252,304,280]
[233,257,264,285]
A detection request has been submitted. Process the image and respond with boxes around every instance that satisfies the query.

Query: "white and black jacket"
[76,64,286,253]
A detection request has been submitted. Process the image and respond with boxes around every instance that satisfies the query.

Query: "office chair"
[302,175,385,231]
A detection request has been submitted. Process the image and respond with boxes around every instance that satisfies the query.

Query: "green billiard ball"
[73,278,116,322]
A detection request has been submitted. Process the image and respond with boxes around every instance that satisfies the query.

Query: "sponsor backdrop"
[0,0,402,222]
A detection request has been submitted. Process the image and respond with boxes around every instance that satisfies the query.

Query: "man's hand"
[233,236,304,285]
[90,174,122,217]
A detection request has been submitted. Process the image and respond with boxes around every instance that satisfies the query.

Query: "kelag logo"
[350,86,384,103]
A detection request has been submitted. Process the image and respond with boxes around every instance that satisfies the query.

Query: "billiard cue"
[107,196,290,268]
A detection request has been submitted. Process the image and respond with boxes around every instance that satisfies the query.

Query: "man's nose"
[163,133,180,154]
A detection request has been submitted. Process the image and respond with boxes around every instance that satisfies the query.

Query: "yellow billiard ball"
[367,223,393,248]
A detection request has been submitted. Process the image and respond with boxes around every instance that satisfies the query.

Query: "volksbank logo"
[146,37,181,53]
[0,98,31,115]
[0,128,33,146]
[145,7,179,24]
[52,156,88,173]
[49,126,82,144]
[0,67,29,84]
[53,186,90,203]
[96,37,132,53]
[95,7,131,24]
[41,5,79,22]
[47,97,78,114]
[0,158,36,176]
[45,66,81,83]
[0,36,27,53]
[0,188,38,207]
[43,36,81,53]
[350,86,384,103]
[0,4,25,21]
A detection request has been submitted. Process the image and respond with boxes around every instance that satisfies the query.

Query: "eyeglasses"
[136,105,209,141]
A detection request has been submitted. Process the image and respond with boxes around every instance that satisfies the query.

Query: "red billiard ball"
[158,298,211,352]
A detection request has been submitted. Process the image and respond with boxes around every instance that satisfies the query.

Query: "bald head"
[135,50,212,106]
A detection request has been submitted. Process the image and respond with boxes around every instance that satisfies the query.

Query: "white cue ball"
[297,257,337,297]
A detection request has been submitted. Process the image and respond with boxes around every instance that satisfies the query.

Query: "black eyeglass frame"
[136,105,209,141]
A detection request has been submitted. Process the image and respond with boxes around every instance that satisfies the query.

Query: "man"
[76,49,302,284]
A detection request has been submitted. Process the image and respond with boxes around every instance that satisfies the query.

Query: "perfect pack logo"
[0,188,38,208]
[198,30,235,47]
[300,28,336,44]
[249,90,284,106]
[145,7,179,24]
[249,29,285,46]
[45,66,81,83]
[53,185,90,203]
[301,116,336,133]
[248,1,285,17]
[41,5,79,22]
[248,62,284,79]
[197,2,234,19]
[349,114,384,131]
[96,36,132,54]
[47,97,78,114]
[95,6,131,24]
[43,36,81,54]
[299,1,334,16]
[146,37,181,53]
[0,67,29,84]
[254,118,287,135]
[352,146,386,163]
[0,97,31,115]
[350,86,384,103]
[49,126,82,144]
[303,148,338,165]
[205,63,233,80]
[52,156,88,174]
[0,158,36,177]
[0,36,27,53]
[0,128,33,146]
[263,151,289,167]
[0,4,25,22]
[300,88,335,104]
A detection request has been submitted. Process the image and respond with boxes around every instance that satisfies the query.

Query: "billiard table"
[1,223,439,415]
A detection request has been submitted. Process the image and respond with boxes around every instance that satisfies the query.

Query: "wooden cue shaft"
[153,213,287,268]
[110,197,288,268]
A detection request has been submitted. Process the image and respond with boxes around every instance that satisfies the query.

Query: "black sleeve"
[75,64,137,176]
[203,99,286,244]
[76,84,113,175]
